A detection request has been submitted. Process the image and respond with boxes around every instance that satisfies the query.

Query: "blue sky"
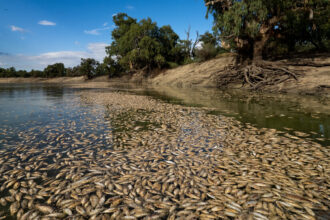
[0,0,213,70]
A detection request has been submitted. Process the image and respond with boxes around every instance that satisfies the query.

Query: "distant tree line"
[0,58,108,79]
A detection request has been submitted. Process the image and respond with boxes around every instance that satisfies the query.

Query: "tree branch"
[205,0,223,6]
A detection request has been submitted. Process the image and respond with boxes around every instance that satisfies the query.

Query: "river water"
[0,83,329,147]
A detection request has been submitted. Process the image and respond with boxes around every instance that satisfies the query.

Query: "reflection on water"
[117,86,330,146]
[0,84,111,151]
[0,83,329,147]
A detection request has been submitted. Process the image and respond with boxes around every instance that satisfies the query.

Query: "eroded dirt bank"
[149,55,330,96]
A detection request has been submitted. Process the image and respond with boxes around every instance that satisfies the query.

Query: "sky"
[0,0,213,70]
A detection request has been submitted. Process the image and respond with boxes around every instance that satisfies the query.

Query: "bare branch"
[205,0,224,6]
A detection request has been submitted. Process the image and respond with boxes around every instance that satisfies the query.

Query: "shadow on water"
[114,85,330,146]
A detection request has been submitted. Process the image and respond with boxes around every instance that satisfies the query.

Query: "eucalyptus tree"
[204,0,329,89]
[43,63,66,78]
[105,13,185,75]
[79,58,100,79]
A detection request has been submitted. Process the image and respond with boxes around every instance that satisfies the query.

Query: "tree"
[79,58,100,79]
[103,56,124,78]
[0,67,6,78]
[178,26,200,63]
[105,13,185,75]
[204,0,329,89]
[66,66,84,77]
[199,31,218,46]
[195,31,219,62]
[205,0,329,62]
[30,69,44,77]
[44,63,66,78]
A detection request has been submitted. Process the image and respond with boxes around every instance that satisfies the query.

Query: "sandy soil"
[150,54,330,96]
[149,54,236,88]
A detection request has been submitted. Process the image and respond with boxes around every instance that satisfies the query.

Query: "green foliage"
[30,69,44,77]
[103,56,123,78]
[167,62,179,69]
[205,0,330,59]
[195,31,222,62]
[0,67,19,77]
[0,67,48,78]
[66,66,83,77]
[79,58,100,79]
[43,63,66,78]
[199,31,217,46]
[0,58,110,78]
[105,13,185,75]
[195,43,218,62]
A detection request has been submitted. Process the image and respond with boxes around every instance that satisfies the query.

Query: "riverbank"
[149,54,330,96]
[1,54,329,96]
[0,76,85,84]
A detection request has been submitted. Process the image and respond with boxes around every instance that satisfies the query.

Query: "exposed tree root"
[217,61,300,90]
[284,61,330,67]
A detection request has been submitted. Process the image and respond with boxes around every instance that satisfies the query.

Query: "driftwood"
[217,62,300,90]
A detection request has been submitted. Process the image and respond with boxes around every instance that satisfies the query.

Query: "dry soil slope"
[150,55,235,88]
[150,54,330,95]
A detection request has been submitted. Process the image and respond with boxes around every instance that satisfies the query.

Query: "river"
[1,83,329,146]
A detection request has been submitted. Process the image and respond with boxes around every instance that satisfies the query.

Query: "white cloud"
[87,43,108,60]
[10,25,26,32]
[38,20,56,26]
[0,42,108,70]
[103,22,108,27]
[84,27,110,35]
[126,5,134,10]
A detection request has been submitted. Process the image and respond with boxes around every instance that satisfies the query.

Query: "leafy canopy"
[79,58,100,79]
[205,0,329,57]
[105,13,185,72]
[43,63,66,78]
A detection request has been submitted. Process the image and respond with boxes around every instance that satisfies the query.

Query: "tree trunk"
[252,23,271,63]
[252,34,269,63]
[129,61,133,70]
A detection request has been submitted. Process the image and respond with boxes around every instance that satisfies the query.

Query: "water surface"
[0,83,329,147]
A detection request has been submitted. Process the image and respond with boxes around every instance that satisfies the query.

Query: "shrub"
[195,43,218,62]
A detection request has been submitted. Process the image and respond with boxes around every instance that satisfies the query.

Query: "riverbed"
[0,83,329,219]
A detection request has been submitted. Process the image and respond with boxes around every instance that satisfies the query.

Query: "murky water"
[0,83,329,148]
[0,84,111,149]
[118,86,330,146]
